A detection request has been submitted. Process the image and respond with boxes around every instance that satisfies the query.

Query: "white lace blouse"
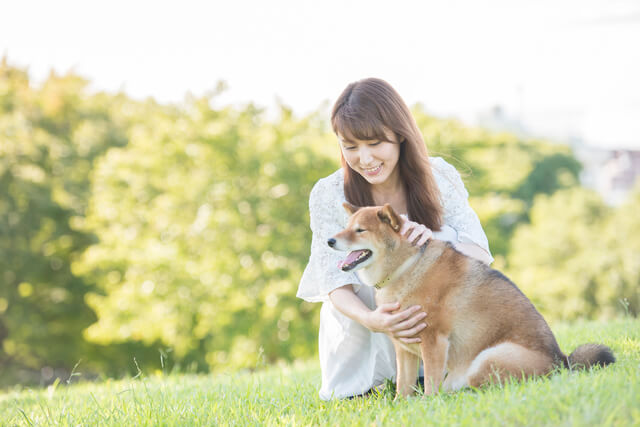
[297,157,493,400]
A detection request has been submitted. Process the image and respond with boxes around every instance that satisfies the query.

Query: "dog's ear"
[377,203,401,232]
[343,202,360,216]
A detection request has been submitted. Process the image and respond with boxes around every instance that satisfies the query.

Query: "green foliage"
[506,187,640,320]
[601,187,640,316]
[76,98,336,373]
[0,59,129,383]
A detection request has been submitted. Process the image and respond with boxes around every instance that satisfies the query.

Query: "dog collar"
[374,280,387,290]
[374,241,428,289]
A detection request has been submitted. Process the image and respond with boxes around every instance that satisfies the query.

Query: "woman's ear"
[377,203,401,231]
[343,202,360,216]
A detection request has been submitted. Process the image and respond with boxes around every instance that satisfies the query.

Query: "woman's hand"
[364,302,427,344]
[399,214,432,246]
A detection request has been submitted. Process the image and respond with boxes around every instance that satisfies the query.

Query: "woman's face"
[338,129,401,187]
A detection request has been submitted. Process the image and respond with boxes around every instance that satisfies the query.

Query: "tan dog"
[328,203,615,397]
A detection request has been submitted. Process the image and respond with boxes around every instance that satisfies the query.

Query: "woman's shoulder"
[310,168,345,200]
[308,168,349,226]
[429,156,458,178]
[429,156,468,198]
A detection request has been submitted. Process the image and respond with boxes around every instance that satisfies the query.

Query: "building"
[582,149,640,206]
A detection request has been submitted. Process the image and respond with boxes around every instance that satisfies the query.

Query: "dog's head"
[327,203,404,272]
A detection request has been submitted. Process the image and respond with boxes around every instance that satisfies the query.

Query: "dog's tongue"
[337,249,367,270]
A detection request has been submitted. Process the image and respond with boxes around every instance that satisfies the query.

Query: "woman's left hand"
[399,214,432,246]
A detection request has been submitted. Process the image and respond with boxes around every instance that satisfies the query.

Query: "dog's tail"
[565,343,615,370]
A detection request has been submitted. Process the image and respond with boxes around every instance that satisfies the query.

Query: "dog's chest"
[376,287,436,359]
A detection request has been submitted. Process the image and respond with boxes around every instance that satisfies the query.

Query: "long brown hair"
[331,78,443,231]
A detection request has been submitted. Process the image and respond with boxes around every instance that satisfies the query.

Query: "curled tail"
[565,343,615,370]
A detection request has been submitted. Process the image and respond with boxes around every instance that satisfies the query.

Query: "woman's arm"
[329,285,427,343]
[453,242,493,264]
[400,216,492,264]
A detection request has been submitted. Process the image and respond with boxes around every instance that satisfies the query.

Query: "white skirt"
[318,284,397,400]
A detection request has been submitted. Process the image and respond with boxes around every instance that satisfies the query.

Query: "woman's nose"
[359,146,374,164]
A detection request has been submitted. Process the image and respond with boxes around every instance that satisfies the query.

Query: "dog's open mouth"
[337,249,372,271]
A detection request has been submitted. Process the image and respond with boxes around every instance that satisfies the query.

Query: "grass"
[1,318,639,426]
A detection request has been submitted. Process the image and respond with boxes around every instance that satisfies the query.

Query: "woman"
[297,78,493,400]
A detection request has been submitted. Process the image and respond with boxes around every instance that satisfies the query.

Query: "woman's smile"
[362,164,383,176]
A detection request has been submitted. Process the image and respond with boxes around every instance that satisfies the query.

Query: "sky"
[2,0,640,148]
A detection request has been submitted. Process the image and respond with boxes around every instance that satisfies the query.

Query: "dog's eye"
[356,228,366,233]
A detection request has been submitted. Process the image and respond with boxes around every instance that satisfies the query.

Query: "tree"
[0,59,127,384]
[504,187,638,320]
[77,98,338,372]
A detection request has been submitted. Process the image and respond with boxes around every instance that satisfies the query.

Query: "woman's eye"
[369,141,381,146]
[344,146,356,151]
[356,228,366,233]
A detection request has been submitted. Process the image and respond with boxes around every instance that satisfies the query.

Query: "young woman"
[297,78,493,400]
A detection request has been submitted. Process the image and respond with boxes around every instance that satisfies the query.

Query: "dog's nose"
[327,238,336,248]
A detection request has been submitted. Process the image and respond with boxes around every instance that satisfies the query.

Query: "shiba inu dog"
[328,203,615,398]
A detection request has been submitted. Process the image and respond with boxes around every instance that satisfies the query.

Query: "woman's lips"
[362,164,382,176]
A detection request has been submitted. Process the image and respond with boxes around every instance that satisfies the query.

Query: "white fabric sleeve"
[433,159,494,264]
[432,224,458,243]
[296,180,362,303]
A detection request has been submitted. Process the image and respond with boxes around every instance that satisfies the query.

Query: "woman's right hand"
[364,302,427,343]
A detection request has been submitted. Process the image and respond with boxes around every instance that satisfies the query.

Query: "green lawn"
[2,318,639,426]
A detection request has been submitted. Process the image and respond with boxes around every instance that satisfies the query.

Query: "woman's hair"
[331,77,443,231]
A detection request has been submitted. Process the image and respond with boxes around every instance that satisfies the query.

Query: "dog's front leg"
[393,343,419,398]
[420,334,449,396]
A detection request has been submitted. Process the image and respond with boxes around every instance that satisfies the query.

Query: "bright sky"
[3,0,639,148]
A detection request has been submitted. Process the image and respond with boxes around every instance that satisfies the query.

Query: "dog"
[328,203,615,398]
